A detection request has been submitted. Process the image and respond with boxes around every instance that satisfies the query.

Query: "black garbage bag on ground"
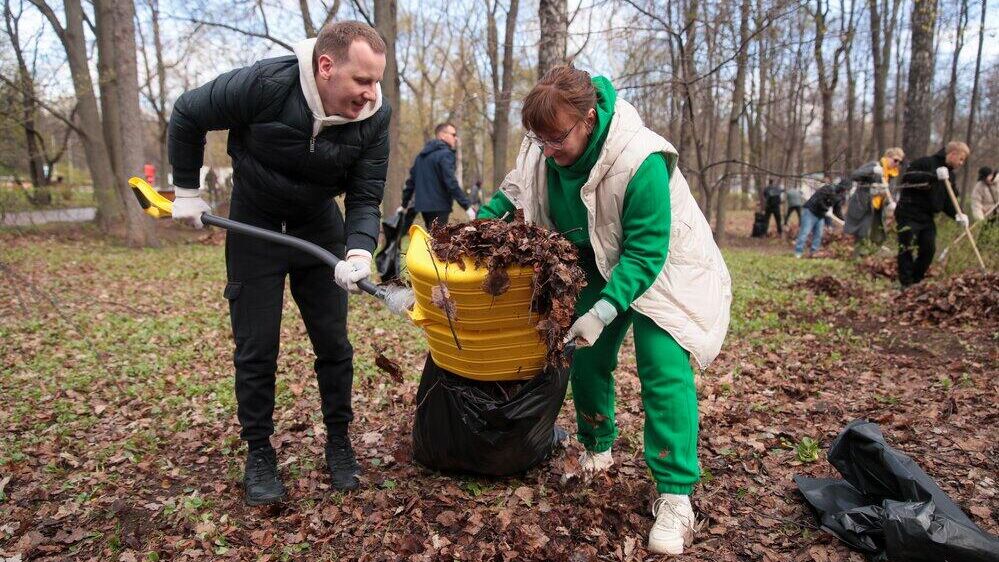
[795,419,999,562]
[375,207,417,281]
[751,211,768,238]
[412,355,569,476]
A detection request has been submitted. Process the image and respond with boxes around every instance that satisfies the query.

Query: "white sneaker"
[560,448,614,484]
[648,493,695,555]
[579,449,614,476]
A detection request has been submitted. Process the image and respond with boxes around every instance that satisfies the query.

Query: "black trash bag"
[375,207,417,281]
[412,355,569,476]
[796,419,999,562]
[751,211,768,238]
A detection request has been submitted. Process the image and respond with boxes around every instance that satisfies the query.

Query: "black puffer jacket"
[804,182,848,218]
[401,139,470,212]
[168,55,390,252]
[897,149,959,227]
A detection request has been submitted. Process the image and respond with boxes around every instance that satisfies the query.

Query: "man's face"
[438,126,458,149]
[316,40,386,119]
[945,150,968,169]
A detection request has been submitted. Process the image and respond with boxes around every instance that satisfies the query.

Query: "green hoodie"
[478,78,671,314]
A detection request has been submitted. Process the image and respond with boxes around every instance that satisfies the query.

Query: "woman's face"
[534,107,597,166]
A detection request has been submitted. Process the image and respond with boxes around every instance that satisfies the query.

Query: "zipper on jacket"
[281,221,287,234]
[309,136,316,153]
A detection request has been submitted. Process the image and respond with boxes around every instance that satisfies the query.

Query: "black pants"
[764,206,782,234]
[421,211,450,230]
[224,197,353,444]
[784,206,802,227]
[897,220,936,287]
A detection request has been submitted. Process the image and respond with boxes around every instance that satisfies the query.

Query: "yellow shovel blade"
[128,177,174,218]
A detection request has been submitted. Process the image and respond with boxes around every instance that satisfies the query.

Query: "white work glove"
[936,166,950,181]
[172,187,212,229]
[563,299,618,348]
[465,206,477,221]
[873,165,884,176]
[955,213,969,227]
[334,249,372,294]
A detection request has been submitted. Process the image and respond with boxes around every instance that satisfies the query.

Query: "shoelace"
[248,453,277,485]
[327,444,357,471]
[652,498,688,532]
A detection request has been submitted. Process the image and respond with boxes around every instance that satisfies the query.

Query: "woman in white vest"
[478,65,731,555]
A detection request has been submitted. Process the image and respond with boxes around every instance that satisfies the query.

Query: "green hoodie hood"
[546,76,617,245]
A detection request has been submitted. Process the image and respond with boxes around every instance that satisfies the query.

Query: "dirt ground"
[1,212,996,561]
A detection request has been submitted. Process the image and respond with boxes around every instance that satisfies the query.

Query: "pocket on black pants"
[223,281,248,342]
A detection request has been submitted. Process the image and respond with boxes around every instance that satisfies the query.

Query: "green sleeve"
[476,189,516,221]
[599,153,670,313]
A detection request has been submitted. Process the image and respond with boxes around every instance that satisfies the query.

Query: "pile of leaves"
[892,271,999,328]
[429,216,587,369]
[791,275,861,300]
[857,255,898,280]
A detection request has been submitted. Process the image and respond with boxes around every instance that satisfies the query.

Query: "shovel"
[128,177,414,315]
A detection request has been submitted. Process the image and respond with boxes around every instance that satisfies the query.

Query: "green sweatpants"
[570,263,700,495]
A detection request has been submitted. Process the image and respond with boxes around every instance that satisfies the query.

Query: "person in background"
[844,147,904,255]
[762,179,783,236]
[784,183,804,228]
[971,166,997,223]
[400,122,476,228]
[795,179,849,258]
[477,65,731,555]
[895,141,970,288]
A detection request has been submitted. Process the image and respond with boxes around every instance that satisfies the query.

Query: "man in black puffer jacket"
[168,21,390,504]
[896,142,970,288]
[400,122,475,227]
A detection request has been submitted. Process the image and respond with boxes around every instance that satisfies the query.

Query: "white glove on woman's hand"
[172,187,212,229]
[334,249,372,293]
[955,213,969,227]
[563,300,618,348]
[466,207,477,221]
[936,166,951,181]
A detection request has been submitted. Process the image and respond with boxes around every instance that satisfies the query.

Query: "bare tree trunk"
[374,0,404,211]
[902,0,937,160]
[29,0,124,231]
[538,0,567,78]
[3,3,49,197]
[96,0,159,247]
[488,0,520,189]
[869,0,901,154]
[960,0,986,204]
[149,0,169,188]
[942,0,968,141]
[300,0,316,37]
[892,13,904,146]
[715,0,750,242]
[845,51,858,170]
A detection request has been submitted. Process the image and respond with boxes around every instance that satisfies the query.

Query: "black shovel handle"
[201,213,384,299]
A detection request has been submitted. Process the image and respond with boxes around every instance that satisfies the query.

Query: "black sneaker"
[325,436,361,491]
[243,447,286,506]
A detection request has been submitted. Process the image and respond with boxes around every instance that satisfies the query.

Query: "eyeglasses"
[526,120,581,151]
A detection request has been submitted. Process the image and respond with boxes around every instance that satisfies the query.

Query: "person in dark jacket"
[895,142,970,288]
[795,179,848,258]
[400,122,475,227]
[168,21,390,504]
[844,147,904,255]
[762,180,783,235]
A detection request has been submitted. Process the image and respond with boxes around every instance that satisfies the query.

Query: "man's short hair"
[435,122,456,136]
[946,141,970,156]
[314,21,386,67]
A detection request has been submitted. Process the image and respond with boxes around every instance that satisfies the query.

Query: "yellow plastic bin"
[406,225,547,381]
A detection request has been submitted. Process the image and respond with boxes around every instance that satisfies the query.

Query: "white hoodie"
[293,38,383,138]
